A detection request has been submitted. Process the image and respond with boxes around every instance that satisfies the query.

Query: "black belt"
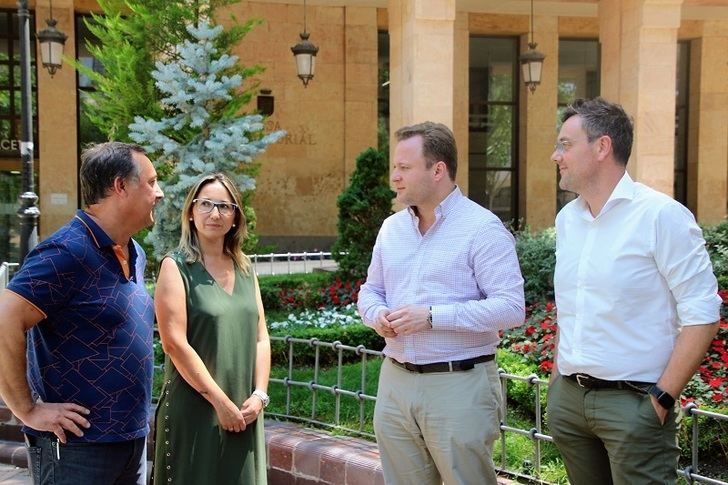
[390,354,494,374]
[565,373,653,393]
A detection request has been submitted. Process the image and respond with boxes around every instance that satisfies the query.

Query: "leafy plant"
[332,148,394,281]
[74,0,256,143]
[514,227,556,303]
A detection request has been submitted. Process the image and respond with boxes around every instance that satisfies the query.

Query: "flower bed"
[501,293,728,407]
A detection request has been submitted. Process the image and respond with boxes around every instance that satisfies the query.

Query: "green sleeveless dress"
[153,252,266,484]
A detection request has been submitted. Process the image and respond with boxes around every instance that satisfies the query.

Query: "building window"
[76,14,106,150]
[0,9,38,264]
[674,41,689,207]
[556,39,599,211]
[469,36,519,223]
[0,9,38,159]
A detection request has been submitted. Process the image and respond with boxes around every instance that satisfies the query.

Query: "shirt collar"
[74,210,139,281]
[407,185,463,221]
[75,209,115,248]
[575,171,635,219]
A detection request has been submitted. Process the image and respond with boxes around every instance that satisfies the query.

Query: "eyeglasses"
[553,139,575,155]
[192,198,238,216]
[554,136,599,155]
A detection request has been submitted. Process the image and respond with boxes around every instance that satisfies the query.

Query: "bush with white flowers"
[268,304,362,331]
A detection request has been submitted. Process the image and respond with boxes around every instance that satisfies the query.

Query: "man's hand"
[650,396,669,425]
[21,402,91,444]
[387,305,430,336]
[372,309,396,338]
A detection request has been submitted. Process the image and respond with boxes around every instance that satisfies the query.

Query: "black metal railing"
[263,335,728,485]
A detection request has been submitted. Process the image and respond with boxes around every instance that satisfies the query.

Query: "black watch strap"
[649,385,675,410]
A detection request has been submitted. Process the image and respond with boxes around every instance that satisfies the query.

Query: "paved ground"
[0,464,30,485]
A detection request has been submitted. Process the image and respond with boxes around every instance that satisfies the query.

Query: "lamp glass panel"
[521,62,531,83]
[529,61,543,84]
[295,53,312,76]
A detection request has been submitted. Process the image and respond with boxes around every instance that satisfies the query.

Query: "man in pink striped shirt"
[358,121,525,485]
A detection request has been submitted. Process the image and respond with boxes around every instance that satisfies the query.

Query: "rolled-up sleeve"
[654,203,721,326]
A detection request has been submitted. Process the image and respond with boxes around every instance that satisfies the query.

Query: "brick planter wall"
[0,403,383,484]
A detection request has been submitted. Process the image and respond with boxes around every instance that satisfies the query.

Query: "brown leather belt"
[389,354,494,374]
[565,373,653,393]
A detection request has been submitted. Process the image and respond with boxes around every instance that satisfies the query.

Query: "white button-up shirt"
[358,187,525,364]
[554,172,722,382]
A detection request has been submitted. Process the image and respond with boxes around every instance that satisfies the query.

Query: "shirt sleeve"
[654,202,721,326]
[7,242,79,318]
[431,220,526,332]
[357,228,389,327]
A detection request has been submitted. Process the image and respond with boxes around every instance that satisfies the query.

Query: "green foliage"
[269,323,385,367]
[332,148,394,281]
[514,227,556,303]
[259,272,336,312]
[72,0,259,143]
[677,405,728,468]
[703,219,728,290]
[497,348,547,418]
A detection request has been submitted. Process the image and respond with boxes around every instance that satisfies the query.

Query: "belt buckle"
[575,374,589,388]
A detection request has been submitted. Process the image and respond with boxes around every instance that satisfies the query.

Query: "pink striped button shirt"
[358,187,525,364]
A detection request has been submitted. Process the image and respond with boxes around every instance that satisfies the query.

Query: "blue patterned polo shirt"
[7,210,154,442]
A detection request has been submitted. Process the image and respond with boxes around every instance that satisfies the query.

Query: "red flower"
[709,377,723,388]
[539,360,554,372]
[545,302,556,312]
[711,393,724,403]
[525,326,536,336]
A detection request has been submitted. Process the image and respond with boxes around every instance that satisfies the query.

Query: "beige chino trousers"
[373,358,503,485]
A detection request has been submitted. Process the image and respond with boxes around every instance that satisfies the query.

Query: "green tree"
[332,148,395,281]
[74,0,261,142]
[129,22,284,260]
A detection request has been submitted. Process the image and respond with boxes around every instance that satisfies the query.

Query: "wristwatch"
[649,385,675,410]
[252,389,270,408]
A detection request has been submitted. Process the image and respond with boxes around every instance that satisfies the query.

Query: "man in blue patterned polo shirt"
[0,142,163,485]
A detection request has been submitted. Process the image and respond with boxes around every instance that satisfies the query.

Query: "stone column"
[687,21,728,223]
[452,10,469,193]
[388,0,456,154]
[344,7,379,180]
[519,14,558,231]
[599,0,683,196]
[37,0,78,238]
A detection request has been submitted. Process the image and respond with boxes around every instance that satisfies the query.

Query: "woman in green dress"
[153,173,271,484]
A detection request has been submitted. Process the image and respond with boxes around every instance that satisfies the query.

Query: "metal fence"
[0,262,18,291]
[250,251,336,275]
[268,335,728,485]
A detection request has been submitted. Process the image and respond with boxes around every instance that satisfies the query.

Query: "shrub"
[703,219,728,290]
[497,348,547,419]
[259,272,335,312]
[332,147,394,281]
[514,227,556,303]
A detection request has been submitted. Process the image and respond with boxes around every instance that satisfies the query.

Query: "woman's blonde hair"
[178,173,250,273]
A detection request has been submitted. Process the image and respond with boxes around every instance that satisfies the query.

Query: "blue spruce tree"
[130,21,284,260]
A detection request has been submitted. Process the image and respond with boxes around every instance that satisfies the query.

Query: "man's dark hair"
[395,121,458,180]
[562,97,634,165]
[80,142,147,206]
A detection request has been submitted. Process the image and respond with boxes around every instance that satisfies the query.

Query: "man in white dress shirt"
[358,121,525,485]
[548,97,721,485]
